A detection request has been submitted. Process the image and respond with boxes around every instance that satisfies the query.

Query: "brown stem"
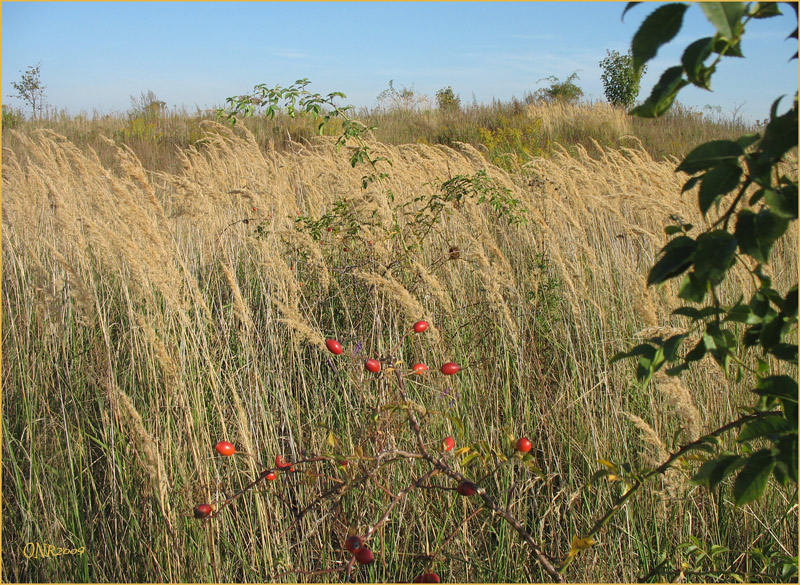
[390,366,565,583]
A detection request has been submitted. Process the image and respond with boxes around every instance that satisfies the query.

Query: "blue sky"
[2,2,798,122]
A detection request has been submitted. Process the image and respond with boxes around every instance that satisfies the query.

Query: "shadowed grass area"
[2,117,795,582]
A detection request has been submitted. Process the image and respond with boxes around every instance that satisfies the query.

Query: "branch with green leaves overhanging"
[598,1,798,579]
[560,410,780,573]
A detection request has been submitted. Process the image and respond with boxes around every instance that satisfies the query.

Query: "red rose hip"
[515,437,533,453]
[441,436,455,452]
[326,339,343,355]
[354,545,374,565]
[365,358,381,373]
[413,320,429,333]
[411,363,428,374]
[194,503,212,519]
[275,455,291,469]
[440,362,460,375]
[456,480,477,496]
[345,534,364,553]
[215,441,236,456]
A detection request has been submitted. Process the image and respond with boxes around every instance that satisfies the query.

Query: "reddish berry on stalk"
[326,339,343,355]
[440,362,460,375]
[456,480,477,497]
[515,437,533,453]
[194,503,212,519]
[215,441,236,456]
[354,546,374,565]
[413,320,429,333]
[365,359,381,373]
[275,455,291,469]
[411,363,428,374]
[262,471,277,481]
[344,534,364,554]
[414,573,442,583]
[441,436,455,452]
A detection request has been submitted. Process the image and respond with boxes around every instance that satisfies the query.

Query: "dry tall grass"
[2,122,796,582]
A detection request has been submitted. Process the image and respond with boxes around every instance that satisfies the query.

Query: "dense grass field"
[2,100,797,582]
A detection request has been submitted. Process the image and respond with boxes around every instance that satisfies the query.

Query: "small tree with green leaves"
[534,72,584,104]
[9,62,47,120]
[436,86,461,113]
[599,49,645,108]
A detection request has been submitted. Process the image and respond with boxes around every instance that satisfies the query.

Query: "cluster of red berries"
[325,321,461,377]
[193,320,538,582]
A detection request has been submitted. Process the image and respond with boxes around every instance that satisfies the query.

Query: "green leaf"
[725,303,762,325]
[663,333,688,361]
[784,286,798,318]
[735,208,790,263]
[700,2,747,40]
[756,97,798,166]
[764,183,798,219]
[691,454,745,489]
[679,273,708,303]
[754,375,798,403]
[648,235,697,285]
[621,2,642,21]
[630,66,689,118]
[737,414,794,442]
[752,2,782,18]
[676,140,744,174]
[684,338,707,362]
[611,343,658,364]
[665,224,685,235]
[631,4,689,73]
[681,37,715,89]
[774,433,798,484]
[672,306,703,319]
[711,32,745,58]
[692,230,738,283]
[698,164,743,214]
[733,449,775,505]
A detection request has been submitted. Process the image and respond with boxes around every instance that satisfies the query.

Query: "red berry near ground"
[415,573,441,583]
[441,436,455,452]
[344,534,364,553]
[365,358,381,373]
[440,362,460,375]
[456,480,477,496]
[263,471,277,481]
[215,441,236,456]
[411,363,428,374]
[194,503,212,519]
[354,545,374,565]
[515,437,533,453]
[275,455,291,469]
[326,339,343,355]
[413,320,429,333]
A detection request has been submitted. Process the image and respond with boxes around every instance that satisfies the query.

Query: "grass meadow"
[2,100,797,582]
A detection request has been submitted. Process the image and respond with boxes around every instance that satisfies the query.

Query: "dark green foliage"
[535,72,584,103]
[621,1,798,510]
[599,49,645,108]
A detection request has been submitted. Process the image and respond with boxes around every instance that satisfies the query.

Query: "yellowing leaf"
[598,459,618,471]
[566,534,596,561]
[454,447,471,457]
